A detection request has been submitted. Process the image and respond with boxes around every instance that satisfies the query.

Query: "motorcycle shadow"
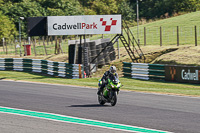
[69,104,109,107]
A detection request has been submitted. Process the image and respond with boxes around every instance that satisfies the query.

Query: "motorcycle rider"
[97,66,118,95]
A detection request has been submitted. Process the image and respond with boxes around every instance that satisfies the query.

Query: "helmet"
[109,66,116,74]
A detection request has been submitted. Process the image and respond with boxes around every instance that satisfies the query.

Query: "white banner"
[47,15,121,35]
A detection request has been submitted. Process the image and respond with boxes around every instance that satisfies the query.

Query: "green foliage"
[1,0,46,23]
[0,0,83,38]
[0,0,200,39]
[38,0,84,16]
[0,0,46,37]
[89,0,118,15]
[118,0,135,21]
[0,11,17,39]
[130,0,200,19]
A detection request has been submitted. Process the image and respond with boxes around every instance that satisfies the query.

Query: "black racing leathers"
[97,71,118,95]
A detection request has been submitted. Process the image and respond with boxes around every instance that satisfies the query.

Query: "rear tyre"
[110,91,117,106]
[98,92,105,105]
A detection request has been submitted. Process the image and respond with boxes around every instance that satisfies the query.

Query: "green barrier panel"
[53,67,59,72]
[41,60,48,65]
[5,58,13,62]
[66,70,73,74]
[149,70,165,76]
[123,73,132,78]
[149,76,165,80]
[53,62,59,66]
[65,64,73,68]
[23,63,32,68]
[123,62,132,68]
[23,59,32,63]
[4,63,13,66]
[123,68,132,73]
[149,64,165,70]
[5,67,14,71]
[23,68,33,72]
[1,58,83,79]
[53,72,59,76]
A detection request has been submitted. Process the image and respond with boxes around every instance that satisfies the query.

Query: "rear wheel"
[110,91,117,106]
[98,92,105,105]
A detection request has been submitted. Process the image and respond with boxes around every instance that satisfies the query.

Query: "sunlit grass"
[1,71,200,97]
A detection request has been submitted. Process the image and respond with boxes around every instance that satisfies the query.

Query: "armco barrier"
[123,62,165,80]
[0,58,84,79]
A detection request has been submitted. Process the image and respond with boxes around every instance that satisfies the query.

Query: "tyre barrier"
[89,42,97,64]
[0,58,84,79]
[68,38,116,68]
[102,43,110,64]
[123,62,165,80]
[109,44,116,61]
[96,44,104,67]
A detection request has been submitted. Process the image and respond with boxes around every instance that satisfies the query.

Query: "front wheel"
[98,92,105,105]
[110,91,117,106]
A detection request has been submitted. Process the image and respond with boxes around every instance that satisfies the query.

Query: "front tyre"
[98,92,105,105]
[110,91,117,106]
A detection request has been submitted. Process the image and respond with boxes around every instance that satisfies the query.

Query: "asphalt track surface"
[0,80,200,133]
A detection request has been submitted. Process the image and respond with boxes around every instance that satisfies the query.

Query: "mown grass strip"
[0,71,200,97]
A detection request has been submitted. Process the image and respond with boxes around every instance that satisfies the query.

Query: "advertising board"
[165,65,200,83]
[47,15,121,35]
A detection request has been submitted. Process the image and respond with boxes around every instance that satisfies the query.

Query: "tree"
[0,11,17,39]
[118,0,135,21]
[129,0,200,20]
[89,0,118,15]
[36,0,84,16]
[0,0,46,37]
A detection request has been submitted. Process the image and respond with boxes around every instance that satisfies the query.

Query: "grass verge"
[1,71,200,97]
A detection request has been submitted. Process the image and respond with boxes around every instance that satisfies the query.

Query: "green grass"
[86,11,200,48]
[1,71,200,97]
[130,11,200,46]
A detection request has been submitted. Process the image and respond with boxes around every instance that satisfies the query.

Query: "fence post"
[195,26,197,46]
[43,36,47,56]
[51,36,53,45]
[33,38,37,56]
[177,26,179,46]
[47,36,49,46]
[59,38,63,54]
[160,27,162,46]
[54,36,57,54]
[144,27,146,46]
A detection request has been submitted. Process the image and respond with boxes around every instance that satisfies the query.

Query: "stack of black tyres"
[83,42,90,75]
[101,42,110,64]
[96,44,105,67]
[68,44,75,64]
[109,42,116,61]
[82,42,90,63]
[89,42,97,64]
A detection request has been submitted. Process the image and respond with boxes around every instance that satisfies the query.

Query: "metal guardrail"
[123,62,165,80]
[0,58,84,79]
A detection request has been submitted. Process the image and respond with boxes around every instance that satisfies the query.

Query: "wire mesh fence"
[0,36,69,56]
[131,26,200,46]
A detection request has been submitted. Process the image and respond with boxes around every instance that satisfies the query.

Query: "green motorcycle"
[98,75,122,106]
